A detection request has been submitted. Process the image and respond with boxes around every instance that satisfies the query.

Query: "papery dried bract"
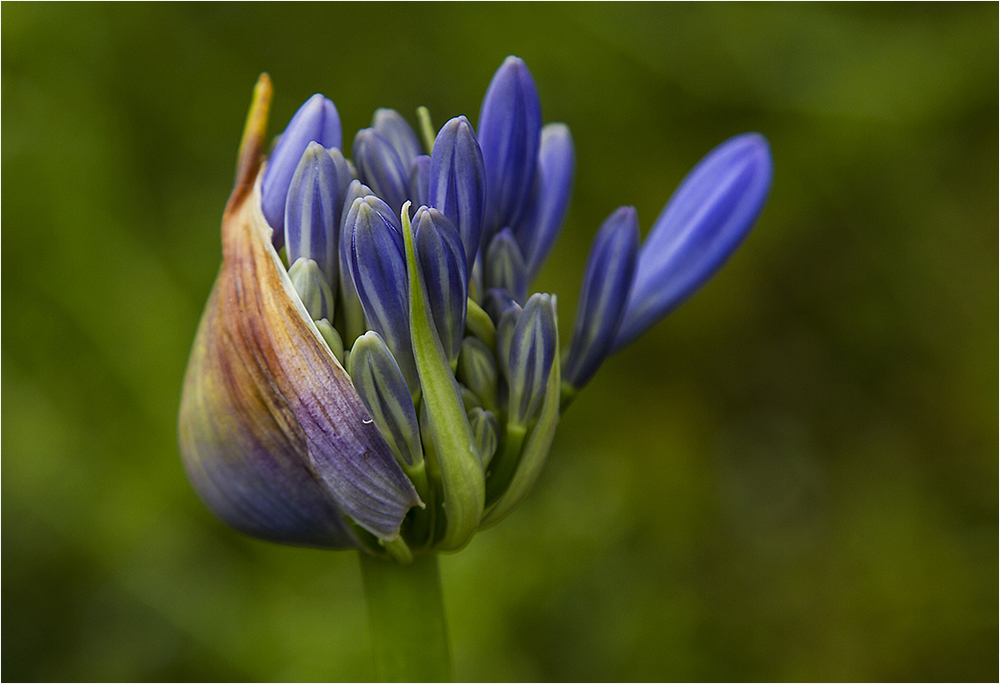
[179,80,418,547]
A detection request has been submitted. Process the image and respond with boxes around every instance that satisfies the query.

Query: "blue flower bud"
[518,123,575,280]
[563,206,639,390]
[468,407,499,468]
[261,94,341,238]
[349,331,424,470]
[428,116,486,274]
[613,133,773,351]
[347,195,417,390]
[373,108,423,167]
[327,146,354,205]
[478,56,542,236]
[481,288,520,324]
[338,180,375,344]
[353,128,410,216]
[412,206,468,363]
[339,180,375,241]
[507,293,557,428]
[484,289,521,381]
[408,154,431,209]
[287,257,335,322]
[284,142,342,286]
[457,336,499,414]
[484,228,528,304]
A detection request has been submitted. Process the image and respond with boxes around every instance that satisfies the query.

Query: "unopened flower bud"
[349,331,424,471]
[315,318,345,365]
[428,116,486,273]
[347,195,417,390]
[372,108,423,167]
[457,336,499,413]
[518,123,575,281]
[353,128,410,216]
[478,56,541,236]
[507,293,557,429]
[261,93,341,239]
[408,154,431,209]
[412,206,468,363]
[563,206,639,390]
[287,257,335,322]
[613,133,773,351]
[484,228,528,304]
[468,407,499,468]
[284,142,342,285]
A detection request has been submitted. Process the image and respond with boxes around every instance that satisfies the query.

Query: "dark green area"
[3,3,996,680]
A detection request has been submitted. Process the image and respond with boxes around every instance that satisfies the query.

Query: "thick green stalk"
[359,551,452,682]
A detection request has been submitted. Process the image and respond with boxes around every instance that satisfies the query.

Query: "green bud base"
[359,551,452,682]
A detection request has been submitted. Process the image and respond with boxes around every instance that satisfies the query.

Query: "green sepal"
[401,202,485,552]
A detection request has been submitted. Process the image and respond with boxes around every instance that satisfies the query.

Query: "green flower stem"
[359,551,452,682]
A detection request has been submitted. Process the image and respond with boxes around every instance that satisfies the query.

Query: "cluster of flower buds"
[178,57,773,561]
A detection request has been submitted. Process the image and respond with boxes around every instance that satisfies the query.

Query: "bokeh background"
[3,3,996,681]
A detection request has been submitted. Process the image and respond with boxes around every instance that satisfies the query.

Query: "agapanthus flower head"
[179,58,772,562]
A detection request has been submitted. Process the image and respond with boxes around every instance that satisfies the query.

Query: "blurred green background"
[3,3,996,681]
